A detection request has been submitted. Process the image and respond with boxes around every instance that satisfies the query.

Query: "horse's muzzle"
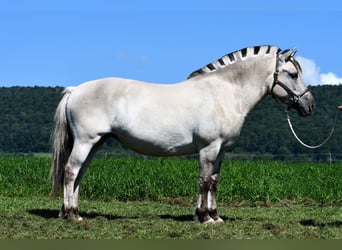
[293,91,315,117]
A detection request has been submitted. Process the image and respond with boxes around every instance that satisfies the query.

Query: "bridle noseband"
[271,66,310,109]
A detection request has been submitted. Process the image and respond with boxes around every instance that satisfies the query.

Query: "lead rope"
[286,110,339,149]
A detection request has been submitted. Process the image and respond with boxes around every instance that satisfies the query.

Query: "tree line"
[1,85,342,156]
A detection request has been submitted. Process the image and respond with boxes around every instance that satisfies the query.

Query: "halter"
[271,70,310,109]
[271,56,338,149]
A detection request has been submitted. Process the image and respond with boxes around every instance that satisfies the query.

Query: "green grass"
[0,196,341,239]
[0,156,341,204]
[0,156,341,239]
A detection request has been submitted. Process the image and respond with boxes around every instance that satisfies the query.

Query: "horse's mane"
[187,45,281,79]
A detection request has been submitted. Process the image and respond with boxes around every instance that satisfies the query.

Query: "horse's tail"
[50,87,75,196]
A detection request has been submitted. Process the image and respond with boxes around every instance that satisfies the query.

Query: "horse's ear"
[289,48,297,57]
[279,48,297,62]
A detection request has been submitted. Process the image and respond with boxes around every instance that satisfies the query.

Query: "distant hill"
[1,85,342,157]
[0,87,63,153]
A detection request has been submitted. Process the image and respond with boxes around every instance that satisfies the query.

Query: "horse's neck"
[217,59,275,115]
[238,79,270,116]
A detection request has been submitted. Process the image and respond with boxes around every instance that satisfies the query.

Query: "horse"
[51,45,315,224]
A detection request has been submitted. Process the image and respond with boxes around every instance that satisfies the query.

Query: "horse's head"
[271,49,315,117]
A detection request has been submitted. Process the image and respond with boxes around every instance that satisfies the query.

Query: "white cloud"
[320,72,342,85]
[296,56,320,85]
[296,56,342,86]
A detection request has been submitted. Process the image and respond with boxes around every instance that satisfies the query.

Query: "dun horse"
[51,45,315,223]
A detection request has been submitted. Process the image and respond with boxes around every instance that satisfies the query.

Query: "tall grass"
[0,156,50,197]
[0,156,341,204]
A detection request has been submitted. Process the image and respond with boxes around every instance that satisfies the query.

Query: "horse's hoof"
[201,216,224,224]
[202,218,215,224]
[213,217,224,223]
[58,206,82,220]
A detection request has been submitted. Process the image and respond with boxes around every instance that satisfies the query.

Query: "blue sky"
[1,1,341,87]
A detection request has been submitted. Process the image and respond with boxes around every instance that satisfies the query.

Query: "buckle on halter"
[273,71,279,81]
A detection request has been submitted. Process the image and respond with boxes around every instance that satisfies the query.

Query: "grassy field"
[0,196,341,239]
[0,156,341,239]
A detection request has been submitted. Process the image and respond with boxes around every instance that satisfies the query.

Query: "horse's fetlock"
[59,205,81,220]
[195,207,212,223]
[209,208,218,219]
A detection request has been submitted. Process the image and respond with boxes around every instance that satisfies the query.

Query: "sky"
[0,0,342,87]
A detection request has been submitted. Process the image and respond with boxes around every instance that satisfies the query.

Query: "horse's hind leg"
[59,138,101,220]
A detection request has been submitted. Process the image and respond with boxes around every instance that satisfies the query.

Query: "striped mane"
[187,45,280,79]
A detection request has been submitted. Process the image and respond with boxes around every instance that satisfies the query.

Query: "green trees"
[0,86,63,153]
[0,85,342,155]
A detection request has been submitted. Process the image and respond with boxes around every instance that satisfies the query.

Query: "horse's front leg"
[195,147,225,224]
[195,171,214,224]
[195,174,223,224]
[208,173,223,223]
[195,144,220,224]
[208,153,225,223]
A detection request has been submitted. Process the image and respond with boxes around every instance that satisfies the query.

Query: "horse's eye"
[289,72,298,79]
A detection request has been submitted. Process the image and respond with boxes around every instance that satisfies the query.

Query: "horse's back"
[65,78,203,155]
[67,77,194,115]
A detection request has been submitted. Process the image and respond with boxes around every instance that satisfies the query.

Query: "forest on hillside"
[1,85,342,158]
